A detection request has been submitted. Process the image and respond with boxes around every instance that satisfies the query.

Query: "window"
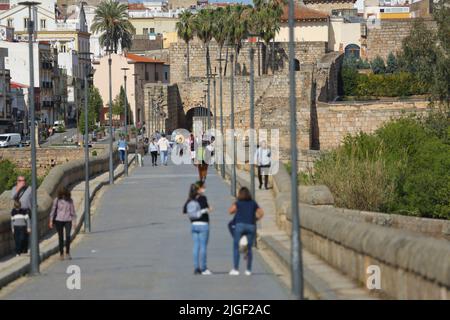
[7,18,13,28]
[150,28,155,34]
[60,44,66,53]
[40,19,46,30]
[24,18,29,29]
[165,72,168,81]
[155,71,159,82]
[143,28,148,35]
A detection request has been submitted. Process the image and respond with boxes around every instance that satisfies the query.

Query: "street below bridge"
[2,155,290,300]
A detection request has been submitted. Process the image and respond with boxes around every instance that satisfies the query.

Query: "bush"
[310,113,450,219]
[0,160,40,195]
[370,56,386,74]
[386,52,399,74]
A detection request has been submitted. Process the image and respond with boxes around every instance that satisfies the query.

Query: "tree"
[193,9,214,79]
[91,0,135,53]
[386,52,398,74]
[399,15,449,105]
[112,86,132,126]
[370,56,386,74]
[212,7,227,77]
[89,87,103,122]
[176,11,195,79]
[226,5,251,74]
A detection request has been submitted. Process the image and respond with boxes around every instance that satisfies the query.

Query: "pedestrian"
[182,181,212,275]
[49,186,77,260]
[228,187,264,276]
[11,176,32,254]
[149,138,158,166]
[196,139,209,182]
[189,133,196,164]
[157,133,170,166]
[137,138,145,167]
[118,136,127,164]
[255,140,271,190]
[11,199,30,257]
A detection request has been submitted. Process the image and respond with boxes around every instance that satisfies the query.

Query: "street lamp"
[249,46,256,200]
[106,48,114,185]
[79,51,93,233]
[121,67,129,176]
[19,0,40,275]
[216,57,226,178]
[230,53,236,197]
[288,0,304,300]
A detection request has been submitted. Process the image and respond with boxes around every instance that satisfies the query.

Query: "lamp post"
[230,53,236,197]
[106,49,114,185]
[216,57,226,178]
[249,47,256,200]
[79,51,93,233]
[289,0,304,300]
[19,1,40,275]
[121,68,129,176]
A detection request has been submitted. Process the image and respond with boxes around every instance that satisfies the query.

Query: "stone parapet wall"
[272,165,450,300]
[0,147,86,177]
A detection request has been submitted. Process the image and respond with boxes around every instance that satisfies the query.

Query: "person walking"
[49,187,77,260]
[228,187,264,276]
[157,134,170,166]
[10,200,30,256]
[182,181,212,275]
[189,133,196,164]
[255,141,271,190]
[11,176,32,254]
[149,138,158,167]
[137,138,145,167]
[118,136,127,164]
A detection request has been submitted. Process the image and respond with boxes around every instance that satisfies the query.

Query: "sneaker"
[201,269,213,275]
[66,254,72,260]
[229,269,239,276]
[194,268,201,275]
[245,270,252,276]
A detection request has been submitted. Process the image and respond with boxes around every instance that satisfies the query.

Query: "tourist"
[11,176,32,254]
[149,138,158,166]
[189,133,196,164]
[137,138,145,167]
[118,136,127,164]
[182,181,212,275]
[196,139,209,182]
[255,140,271,189]
[228,187,264,276]
[10,199,30,257]
[49,186,77,260]
[157,133,170,166]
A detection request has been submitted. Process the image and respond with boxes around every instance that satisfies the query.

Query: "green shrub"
[386,52,399,74]
[370,56,386,74]
[310,114,450,219]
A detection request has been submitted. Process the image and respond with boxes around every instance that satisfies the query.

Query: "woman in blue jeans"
[183,181,212,275]
[228,187,264,276]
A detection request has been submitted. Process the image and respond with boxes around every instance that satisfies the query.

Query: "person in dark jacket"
[228,187,264,276]
[182,181,213,275]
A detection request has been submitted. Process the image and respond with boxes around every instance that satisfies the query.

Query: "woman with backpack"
[228,187,264,276]
[149,138,158,166]
[182,181,212,275]
[49,186,77,260]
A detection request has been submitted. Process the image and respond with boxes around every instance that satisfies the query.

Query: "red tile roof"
[281,4,329,22]
[11,82,29,89]
[0,4,9,10]
[125,53,164,64]
[128,3,146,10]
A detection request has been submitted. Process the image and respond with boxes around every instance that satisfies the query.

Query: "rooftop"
[125,53,164,64]
[281,4,329,22]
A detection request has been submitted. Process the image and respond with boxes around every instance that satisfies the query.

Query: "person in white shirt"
[149,138,158,166]
[254,141,271,189]
[157,134,170,166]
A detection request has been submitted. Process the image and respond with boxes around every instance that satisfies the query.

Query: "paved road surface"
[3,154,290,299]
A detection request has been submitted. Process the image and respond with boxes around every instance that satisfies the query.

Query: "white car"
[53,120,65,132]
[0,133,21,147]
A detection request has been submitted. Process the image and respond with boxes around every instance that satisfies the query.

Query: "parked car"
[53,120,65,132]
[0,133,22,148]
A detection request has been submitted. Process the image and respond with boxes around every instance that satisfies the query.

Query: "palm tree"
[176,10,195,79]
[252,0,284,74]
[227,5,251,75]
[212,7,227,77]
[91,0,135,53]
[193,9,214,78]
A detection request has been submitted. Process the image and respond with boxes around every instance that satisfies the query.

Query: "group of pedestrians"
[183,182,264,276]
[10,177,76,260]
